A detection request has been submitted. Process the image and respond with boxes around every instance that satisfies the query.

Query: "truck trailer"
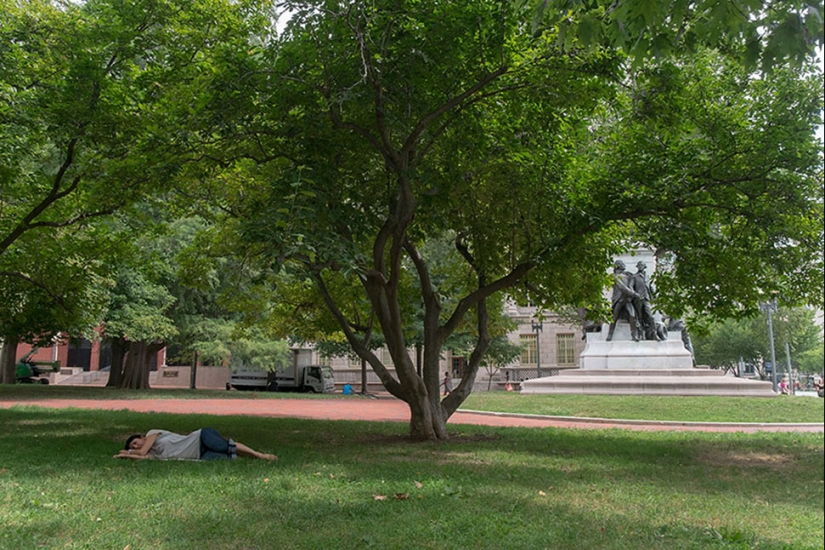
[228,349,334,393]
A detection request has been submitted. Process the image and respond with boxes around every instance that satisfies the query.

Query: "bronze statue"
[631,261,663,341]
[605,260,641,342]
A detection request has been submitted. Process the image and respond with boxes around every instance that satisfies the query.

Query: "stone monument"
[521,250,776,396]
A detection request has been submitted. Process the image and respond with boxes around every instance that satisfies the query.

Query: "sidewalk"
[1,396,822,432]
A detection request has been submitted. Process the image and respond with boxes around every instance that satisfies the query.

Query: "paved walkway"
[1,396,822,433]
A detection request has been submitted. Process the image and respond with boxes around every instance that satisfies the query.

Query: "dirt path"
[1,397,822,433]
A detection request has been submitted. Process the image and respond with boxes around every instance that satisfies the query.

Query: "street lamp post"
[785,342,794,396]
[531,320,543,378]
[759,299,778,393]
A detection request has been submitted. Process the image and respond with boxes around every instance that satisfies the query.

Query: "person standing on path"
[442,372,453,396]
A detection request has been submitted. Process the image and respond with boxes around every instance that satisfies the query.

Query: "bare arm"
[113,450,154,460]
[113,433,159,459]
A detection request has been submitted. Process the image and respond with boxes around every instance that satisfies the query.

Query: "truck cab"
[274,364,334,393]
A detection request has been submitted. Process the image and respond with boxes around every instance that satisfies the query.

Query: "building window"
[556,333,576,365]
[451,355,465,377]
[520,334,537,365]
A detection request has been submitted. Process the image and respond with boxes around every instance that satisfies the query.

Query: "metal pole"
[766,303,778,393]
[759,300,779,392]
[785,342,794,396]
[532,320,543,378]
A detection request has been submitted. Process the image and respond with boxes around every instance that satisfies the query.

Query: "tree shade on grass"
[0,406,822,549]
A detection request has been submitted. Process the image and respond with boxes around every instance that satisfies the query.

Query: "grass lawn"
[461,393,825,423]
[0,390,822,549]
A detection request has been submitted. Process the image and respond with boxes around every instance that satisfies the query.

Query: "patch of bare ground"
[693,448,800,471]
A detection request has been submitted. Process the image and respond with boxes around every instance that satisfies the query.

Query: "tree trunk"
[407,390,449,440]
[119,341,161,389]
[0,338,19,385]
[360,357,367,394]
[189,350,198,389]
[105,337,129,388]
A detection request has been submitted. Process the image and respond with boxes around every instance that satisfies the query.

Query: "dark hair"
[124,434,143,451]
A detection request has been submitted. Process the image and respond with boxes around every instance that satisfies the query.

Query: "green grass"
[0,400,823,549]
[462,393,825,423]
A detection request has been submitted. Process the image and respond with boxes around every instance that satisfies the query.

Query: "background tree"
[796,341,824,377]
[0,0,271,383]
[0,231,112,383]
[480,336,525,391]
[167,216,294,385]
[187,0,822,439]
[693,306,823,378]
[101,209,178,389]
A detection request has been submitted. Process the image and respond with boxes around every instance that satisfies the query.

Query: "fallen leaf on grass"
[538,491,547,496]
[414,481,423,488]
[373,494,387,501]
[394,493,410,500]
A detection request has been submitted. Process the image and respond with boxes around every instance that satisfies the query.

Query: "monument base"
[520,368,776,396]
[579,323,693,370]
[520,322,776,397]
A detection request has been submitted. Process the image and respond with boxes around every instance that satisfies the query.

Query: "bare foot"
[259,453,278,461]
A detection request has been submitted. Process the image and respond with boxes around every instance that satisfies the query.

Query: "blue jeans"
[199,427,237,460]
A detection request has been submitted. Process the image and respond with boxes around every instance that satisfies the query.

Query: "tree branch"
[401,65,510,158]
[0,139,82,255]
[0,271,72,311]
[311,271,404,397]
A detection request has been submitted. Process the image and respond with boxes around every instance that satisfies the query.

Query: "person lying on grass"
[114,427,277,461]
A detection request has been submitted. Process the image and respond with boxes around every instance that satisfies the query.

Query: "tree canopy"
[0,0,271,383]
[2,1,822,437]
[176,0,824,439]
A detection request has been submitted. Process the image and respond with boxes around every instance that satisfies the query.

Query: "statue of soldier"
[631,261,662,341]
[605,260,641,342]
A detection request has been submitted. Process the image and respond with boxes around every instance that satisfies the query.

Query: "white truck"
[227,362,279,392]
[228,350,334,393]
[274,363,334,393]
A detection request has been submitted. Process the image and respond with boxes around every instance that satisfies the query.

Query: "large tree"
[187,1,822,439]
[0,0,268,383]
[0,228,113,383]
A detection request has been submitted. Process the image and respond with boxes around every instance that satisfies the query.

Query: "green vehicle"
[16,351,60,384]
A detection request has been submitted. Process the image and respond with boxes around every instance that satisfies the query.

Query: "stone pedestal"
[578,322,693,370]
[520,368,776,396]
[520,321,776,397]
